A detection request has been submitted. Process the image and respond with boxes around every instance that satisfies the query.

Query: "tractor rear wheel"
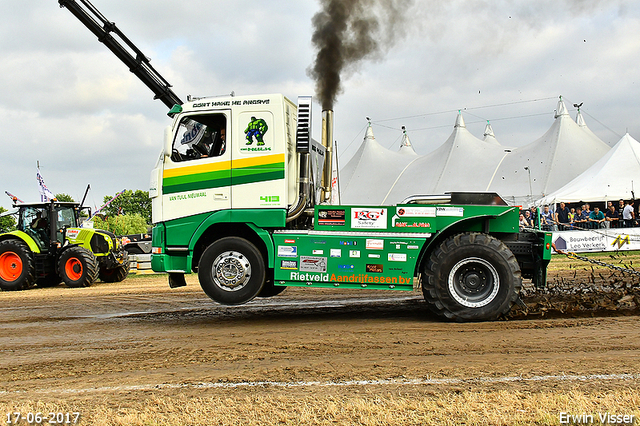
[422,232,521,322]
[198,237,266,305]
[0,239,36,291]
[58,246,99,288]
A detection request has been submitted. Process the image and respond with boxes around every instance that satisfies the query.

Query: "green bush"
[90,213,148,236]
[0,207,16,233]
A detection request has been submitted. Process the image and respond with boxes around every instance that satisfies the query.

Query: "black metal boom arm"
[58,0,183,108]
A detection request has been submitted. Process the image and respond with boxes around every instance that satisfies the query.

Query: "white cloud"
[1,0,639,210]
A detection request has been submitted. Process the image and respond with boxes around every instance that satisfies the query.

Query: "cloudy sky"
[1,0,639,211]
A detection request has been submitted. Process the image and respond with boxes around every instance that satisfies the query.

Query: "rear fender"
[0,231,41,253]
[415,212,507,275]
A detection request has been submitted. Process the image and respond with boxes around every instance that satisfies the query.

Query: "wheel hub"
[448,257,500,308]
[0,252,22,281]
[212,251,251,291]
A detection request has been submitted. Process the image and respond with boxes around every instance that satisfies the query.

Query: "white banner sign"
[552,228,640,253]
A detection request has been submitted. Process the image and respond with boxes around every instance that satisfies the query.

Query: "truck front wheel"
[0,239,36,291]
[422,232,521,322]
[58,246,99,288]
[198,237,266,305]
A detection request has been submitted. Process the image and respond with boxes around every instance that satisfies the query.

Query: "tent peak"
[554,96,569,119]
[483,121,495,138]
[455,110,466,128]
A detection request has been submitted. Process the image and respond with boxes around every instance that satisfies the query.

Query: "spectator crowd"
[519,199,637,232]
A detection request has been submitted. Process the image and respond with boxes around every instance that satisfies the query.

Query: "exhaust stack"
[321,109,334,203]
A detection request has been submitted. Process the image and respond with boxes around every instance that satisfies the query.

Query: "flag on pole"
[36,167,55,202]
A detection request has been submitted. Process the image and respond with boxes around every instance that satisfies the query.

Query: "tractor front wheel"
[58,246,99,288]
[0,239,35,291]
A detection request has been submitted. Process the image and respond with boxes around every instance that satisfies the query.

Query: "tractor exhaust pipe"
[321,109,334,203]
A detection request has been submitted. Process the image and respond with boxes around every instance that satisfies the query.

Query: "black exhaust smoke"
[308,0,414,111]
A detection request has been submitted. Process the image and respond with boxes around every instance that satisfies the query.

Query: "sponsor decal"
[284,239,296,244]
[437,206,464,217]
[289,272,411,285]
[312,249,324,255]
[612,235,630,249]
[366,239,384,250]
[349,250,361,258]
[388,253,407,262]
[311,239,327,244]
[368,254,381,258]
[299,256,327,272]
[260,195,280,205]
[168,191,208,202]
[338,264,354,270]
[366,264,384,273]
[339,240,357,246]
[280,260,298,270]
[277,246,298,258]
[241,115,270,153]
[407,245,420,250]
[329,273,412,284]
[397,206,436,217]
[330,249,342,258]
[318,209,346,226]
[353,208,387,229]
[394,221,431,228]
[66,229,80,239]
[290,272,330,281]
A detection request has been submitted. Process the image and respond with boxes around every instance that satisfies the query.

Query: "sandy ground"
[0,268,639,423]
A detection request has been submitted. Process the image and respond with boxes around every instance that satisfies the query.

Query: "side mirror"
[164,126,173,158]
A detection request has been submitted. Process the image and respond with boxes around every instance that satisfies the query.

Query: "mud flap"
[168,272,187,288]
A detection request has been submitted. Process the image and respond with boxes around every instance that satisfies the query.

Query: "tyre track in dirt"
[0,276,639,405]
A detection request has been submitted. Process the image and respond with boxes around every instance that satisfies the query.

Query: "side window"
[171,113,227,162]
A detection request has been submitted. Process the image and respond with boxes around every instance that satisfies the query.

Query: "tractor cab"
[16,202,86,252]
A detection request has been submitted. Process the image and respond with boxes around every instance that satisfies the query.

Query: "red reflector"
[546,243,550,249]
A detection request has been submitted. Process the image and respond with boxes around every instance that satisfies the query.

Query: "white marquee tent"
[538,133,640,205]
[486,98,611,206]
[339,122,418,204]
[380,112,510,204]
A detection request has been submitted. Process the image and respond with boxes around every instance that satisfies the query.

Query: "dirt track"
[1,272,639,424]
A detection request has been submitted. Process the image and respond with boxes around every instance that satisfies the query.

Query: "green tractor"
[0,201,129,290]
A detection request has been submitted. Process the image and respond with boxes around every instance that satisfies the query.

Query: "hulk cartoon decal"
[245,116,268,145]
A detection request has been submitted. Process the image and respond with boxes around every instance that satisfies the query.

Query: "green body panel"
[152,209,286,273]
[272,233,425,290]
[0,231,41,253]
[65,227,112,258]
[314,204,519,234]
[542,232,553,260]
[151,202,552,287]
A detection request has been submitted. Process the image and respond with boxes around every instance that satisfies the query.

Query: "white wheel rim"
[448,257,500,308]
[212,251,251,292]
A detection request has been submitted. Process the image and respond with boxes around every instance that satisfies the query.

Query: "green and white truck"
[60,0,552,321]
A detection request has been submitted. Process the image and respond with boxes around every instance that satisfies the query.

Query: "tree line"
[0,190,151,236]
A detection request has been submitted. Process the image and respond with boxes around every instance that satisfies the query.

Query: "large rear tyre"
[198,237,265,305]
[422,232,521,322]
[0,239,35,291]
[58,246,99,288]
